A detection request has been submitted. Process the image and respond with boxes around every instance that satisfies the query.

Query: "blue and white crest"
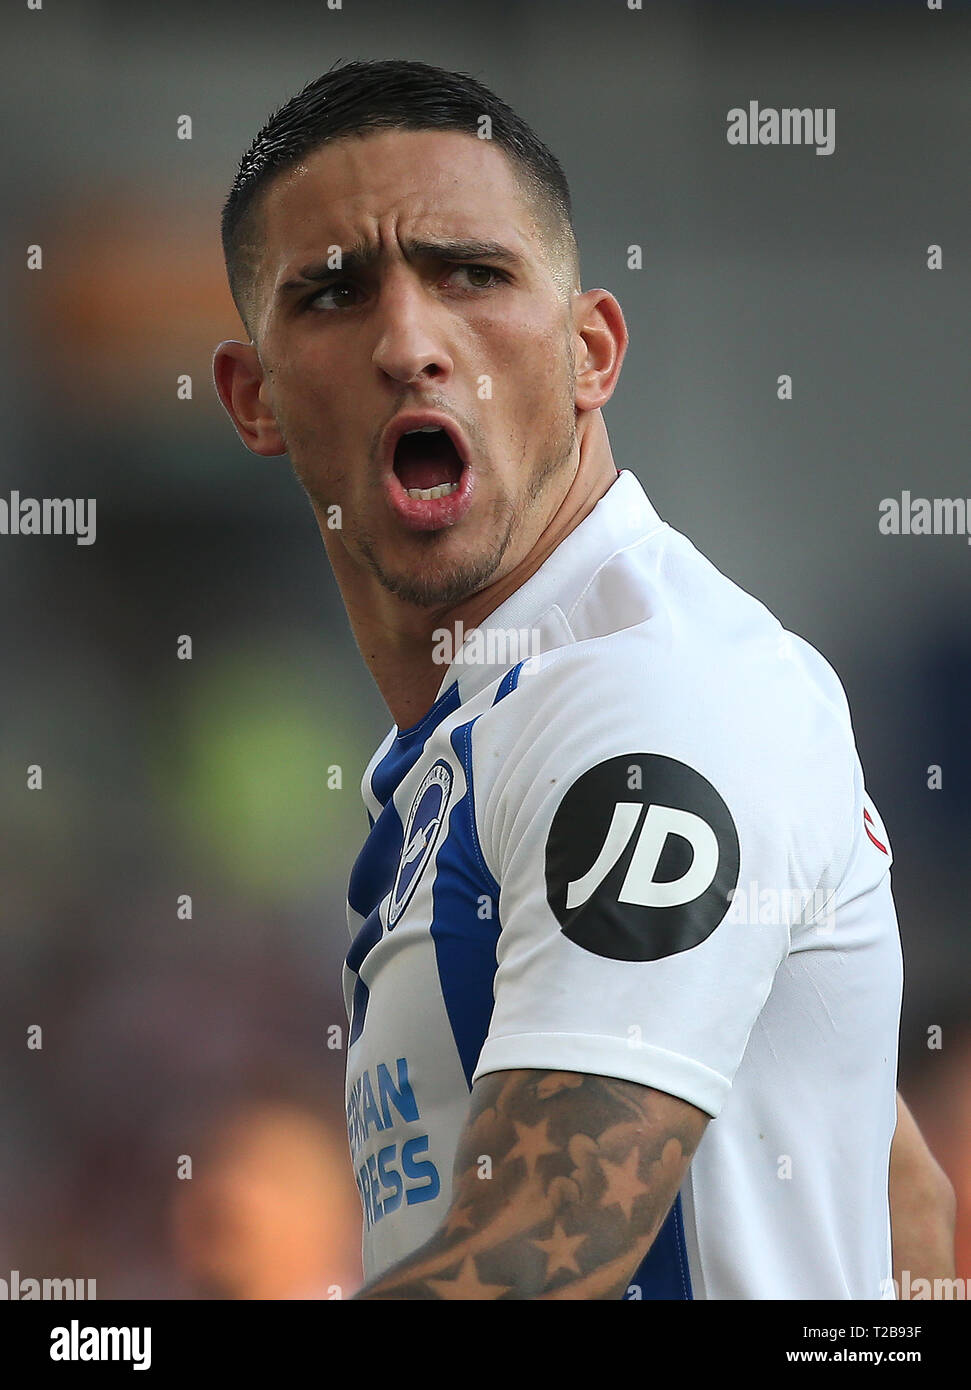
[388,759,453,928]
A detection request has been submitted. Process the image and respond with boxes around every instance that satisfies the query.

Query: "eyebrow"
[275,238,526,300]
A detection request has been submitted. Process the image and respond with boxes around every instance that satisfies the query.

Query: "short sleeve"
[470,644,837,1117]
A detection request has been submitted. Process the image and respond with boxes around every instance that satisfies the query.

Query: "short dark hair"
[221,58,580,339]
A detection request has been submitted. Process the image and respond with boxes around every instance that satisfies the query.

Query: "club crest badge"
[387,759,453,928]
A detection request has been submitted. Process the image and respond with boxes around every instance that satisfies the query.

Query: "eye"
[304,281,361,311]
[302,264,507,312]
[449,264,507,290]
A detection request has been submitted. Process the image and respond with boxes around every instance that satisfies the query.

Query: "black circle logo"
[545,753,740,962]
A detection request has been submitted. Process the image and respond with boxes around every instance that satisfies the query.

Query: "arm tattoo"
[355,1069,708,1300]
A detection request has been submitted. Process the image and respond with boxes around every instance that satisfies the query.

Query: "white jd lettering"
[565,803,719,910]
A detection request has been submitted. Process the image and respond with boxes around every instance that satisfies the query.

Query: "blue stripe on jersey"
[492,660,526,704]
[626,1195,693,1299]
[427,718,502,1089]
[347,808,402,922]
[370,682,463,807]
[345,905,381,1049]
[345,682,462,1044]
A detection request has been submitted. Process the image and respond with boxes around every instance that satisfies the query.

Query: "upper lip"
[380,410,471,477]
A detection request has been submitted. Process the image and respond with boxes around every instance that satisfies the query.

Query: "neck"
[325,412,619,729]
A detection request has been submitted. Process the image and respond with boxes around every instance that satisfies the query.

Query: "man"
[214,59,953,1299]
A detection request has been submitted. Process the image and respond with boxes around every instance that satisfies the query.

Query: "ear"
[212,340,288,457]
[571,289,628,414]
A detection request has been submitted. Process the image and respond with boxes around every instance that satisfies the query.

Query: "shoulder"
[475,601,856,801]
[467,558,864,898]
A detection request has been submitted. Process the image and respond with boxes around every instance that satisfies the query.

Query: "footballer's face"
[246,128,580,609]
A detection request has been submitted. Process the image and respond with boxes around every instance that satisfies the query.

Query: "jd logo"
[545,754,740,961]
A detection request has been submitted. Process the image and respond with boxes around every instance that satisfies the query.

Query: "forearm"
[352,1068,705,1300]
[353,1203,640,1301]
[890,1092,956,1286]
[352,1222,556,1301]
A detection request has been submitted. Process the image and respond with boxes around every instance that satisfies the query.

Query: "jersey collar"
[431,469,666,708]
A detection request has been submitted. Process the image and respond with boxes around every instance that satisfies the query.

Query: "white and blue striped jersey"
[342,469,903,1299]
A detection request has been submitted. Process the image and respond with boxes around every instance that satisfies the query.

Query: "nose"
[370,271,454,385]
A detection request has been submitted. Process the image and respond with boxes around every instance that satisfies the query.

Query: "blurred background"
[1,0,968,1297]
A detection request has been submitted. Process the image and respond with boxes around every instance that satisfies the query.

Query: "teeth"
[405,482,459,500]
[396,425,459,500]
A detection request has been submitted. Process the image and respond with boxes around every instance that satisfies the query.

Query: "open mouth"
[392,425,465,500]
